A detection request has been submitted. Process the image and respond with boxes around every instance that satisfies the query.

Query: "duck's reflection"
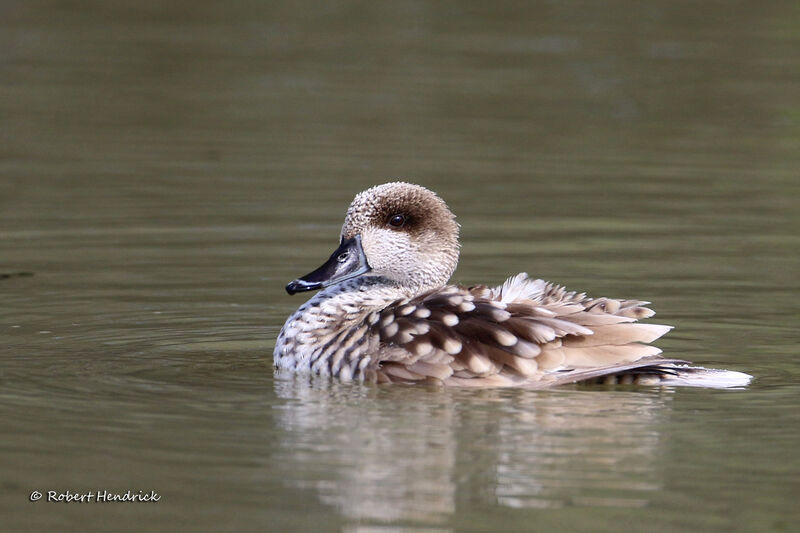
[272,374,674,528]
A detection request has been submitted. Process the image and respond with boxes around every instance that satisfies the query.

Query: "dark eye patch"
[388,214,406,228]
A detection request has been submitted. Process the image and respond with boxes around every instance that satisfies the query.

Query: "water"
[1,1,799,531]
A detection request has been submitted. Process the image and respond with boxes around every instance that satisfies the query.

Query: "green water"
[1,1,799,532]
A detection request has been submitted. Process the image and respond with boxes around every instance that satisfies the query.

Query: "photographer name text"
[30,490,160,503]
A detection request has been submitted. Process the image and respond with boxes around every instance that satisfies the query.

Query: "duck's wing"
[369,273,677,386]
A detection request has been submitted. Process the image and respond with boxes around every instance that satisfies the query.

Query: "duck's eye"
[388,214,406,228]
[337,251,349,263]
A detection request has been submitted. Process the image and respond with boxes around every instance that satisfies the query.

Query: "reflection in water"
[273,374,457,527]
[273,375,674,528]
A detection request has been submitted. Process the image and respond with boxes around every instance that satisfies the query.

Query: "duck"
[274,182,751,388]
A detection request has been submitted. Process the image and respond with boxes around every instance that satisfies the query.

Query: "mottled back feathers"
[366,273,674,386]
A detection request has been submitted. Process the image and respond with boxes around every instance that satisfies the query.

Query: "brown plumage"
[275,182,751,388]
[364,276,678,386]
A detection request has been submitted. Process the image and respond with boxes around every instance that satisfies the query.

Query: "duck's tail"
[544,359,753,389]
[656,365,753,388]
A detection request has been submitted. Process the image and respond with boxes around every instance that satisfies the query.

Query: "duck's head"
[286,182,460,296]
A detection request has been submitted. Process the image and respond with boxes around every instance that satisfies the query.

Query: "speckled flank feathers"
[275,183,752,388]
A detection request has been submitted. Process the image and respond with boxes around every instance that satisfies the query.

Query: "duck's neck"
[313,276,414,310]
[274,276,413,373]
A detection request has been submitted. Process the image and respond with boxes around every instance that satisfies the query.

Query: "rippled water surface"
[2,1,799,532]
